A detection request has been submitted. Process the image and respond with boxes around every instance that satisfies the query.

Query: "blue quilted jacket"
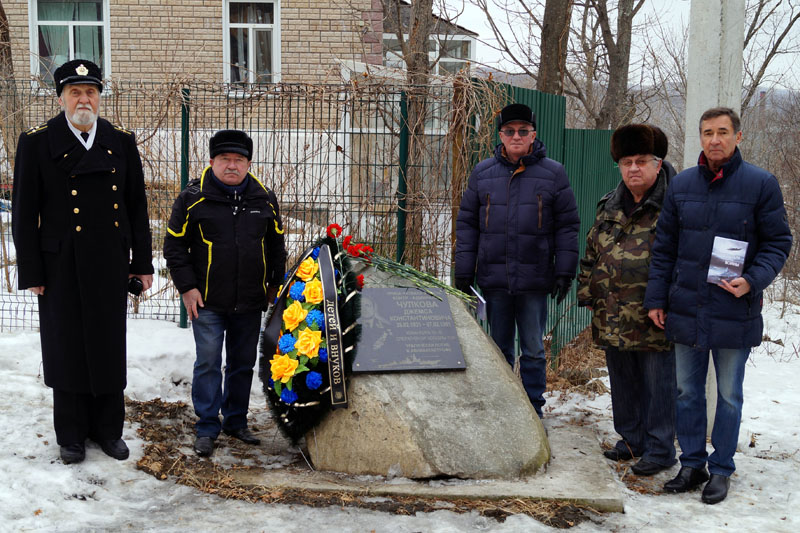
[644,149,792,349]
[455,140,580,294]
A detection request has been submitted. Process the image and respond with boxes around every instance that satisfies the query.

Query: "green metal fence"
[0,79,618,363]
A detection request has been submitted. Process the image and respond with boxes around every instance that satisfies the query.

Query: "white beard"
[66,106,98,127]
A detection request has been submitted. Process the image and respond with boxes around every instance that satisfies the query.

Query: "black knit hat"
[496,103,537,130]
[610,124,668,162]
[209,129,253,160]
[53,59,103,96]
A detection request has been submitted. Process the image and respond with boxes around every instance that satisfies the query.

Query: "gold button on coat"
[75,226,82,232]
[73,208,80,214]
[114,221,119,227]
[111,168,116,174]
[113,203,119,209]
[107,150,112,154]
[112,185,117,191]
[71,190,77,196]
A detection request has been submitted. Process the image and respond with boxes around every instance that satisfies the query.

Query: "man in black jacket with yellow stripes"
[164,130,286,457]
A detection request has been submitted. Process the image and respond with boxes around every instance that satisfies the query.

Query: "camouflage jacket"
[577,170,670,352]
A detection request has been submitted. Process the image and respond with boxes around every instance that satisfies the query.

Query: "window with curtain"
[225,0,279,85]
[33,0,107,83]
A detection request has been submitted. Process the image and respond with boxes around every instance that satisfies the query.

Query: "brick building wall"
[5,0,381,84]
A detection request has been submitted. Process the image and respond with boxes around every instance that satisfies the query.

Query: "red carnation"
[343,235,353,247]
[356,274,365,289]
[326,223,343,238]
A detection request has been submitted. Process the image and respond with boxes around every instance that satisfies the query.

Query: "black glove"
[455,277,473,294]
[551,276,572,304]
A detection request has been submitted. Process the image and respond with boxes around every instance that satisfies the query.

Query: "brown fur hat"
[610,124,668,162]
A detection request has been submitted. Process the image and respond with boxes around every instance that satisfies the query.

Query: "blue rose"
[268,378,274,387]
[278,333,296,354]
[281,388,298,404]
[306,371,323,390]
[289,281,306,302]
[311,247,320,259]
[306,309,325,330]
[318,347,328,363]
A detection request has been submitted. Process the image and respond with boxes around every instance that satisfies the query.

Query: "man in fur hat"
[577,124,676,477]
[164,130,286,457]
[12,59,154,465]
[455,103,580,417]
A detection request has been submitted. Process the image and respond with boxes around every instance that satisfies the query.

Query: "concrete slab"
[230,421,624,513]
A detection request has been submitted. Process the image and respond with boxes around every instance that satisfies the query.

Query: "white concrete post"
[683,0,746,437]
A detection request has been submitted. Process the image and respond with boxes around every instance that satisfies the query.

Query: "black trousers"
[52,389,125,445]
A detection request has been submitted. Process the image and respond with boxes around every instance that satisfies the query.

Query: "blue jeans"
[484,291,548,416]
[605,347,676,466]
[674,343,750,477]
[191,308,262,438]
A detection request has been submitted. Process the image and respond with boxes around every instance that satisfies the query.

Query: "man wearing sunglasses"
[455,103,580,418]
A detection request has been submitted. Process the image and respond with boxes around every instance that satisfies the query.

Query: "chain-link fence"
[1,78,620,361]
[0,79,502,330]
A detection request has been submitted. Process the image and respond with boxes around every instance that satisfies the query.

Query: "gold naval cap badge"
[76,64,89,76]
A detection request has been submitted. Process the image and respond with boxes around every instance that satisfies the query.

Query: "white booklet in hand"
[470,285,487,321]
[707,236,748,284]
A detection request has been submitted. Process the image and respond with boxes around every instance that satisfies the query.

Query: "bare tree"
[538,0,573,95]
[741,0,800,108]
[471,0,643,127]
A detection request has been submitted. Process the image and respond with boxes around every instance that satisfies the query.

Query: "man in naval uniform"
[12,59,153,465]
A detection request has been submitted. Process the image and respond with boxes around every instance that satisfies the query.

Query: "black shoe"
[96,438,129,460]
[194,436,215,457]
[664,466,710,493]
[603,448,634,461]
[60,443,86,464]
[223,427,260,445]
[631,459,671,476]
[702,474,730,504]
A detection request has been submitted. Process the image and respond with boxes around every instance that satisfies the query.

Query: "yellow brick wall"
[5,0,381,84]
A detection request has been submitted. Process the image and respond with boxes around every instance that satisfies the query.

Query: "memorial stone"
[305,266,550,479]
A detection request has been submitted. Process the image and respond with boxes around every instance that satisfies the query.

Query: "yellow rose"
[296,257,319,282]
[270,354,298,383]
[295,327,323,358]
[283,300,308,331]
[303,279,324,305]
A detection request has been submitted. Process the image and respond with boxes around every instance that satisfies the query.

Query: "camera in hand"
[128,277,144,296]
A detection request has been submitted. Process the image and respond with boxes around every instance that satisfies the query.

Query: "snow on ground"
[0,296,798,532]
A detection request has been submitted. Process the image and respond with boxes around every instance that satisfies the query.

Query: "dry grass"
[128,398,602,528]
[547,326,608,394]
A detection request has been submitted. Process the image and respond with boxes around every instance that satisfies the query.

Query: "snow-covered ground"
[0,295,797,532]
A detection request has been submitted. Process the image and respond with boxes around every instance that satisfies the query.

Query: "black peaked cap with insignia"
[54,59,103,96]
[209,129,254,160]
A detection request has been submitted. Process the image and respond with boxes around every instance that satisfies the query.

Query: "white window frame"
[382,33,475,76]
[223,0,281,85]
[27,0,112,84]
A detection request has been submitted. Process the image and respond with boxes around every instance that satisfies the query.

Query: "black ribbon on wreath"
[259,236,361,443]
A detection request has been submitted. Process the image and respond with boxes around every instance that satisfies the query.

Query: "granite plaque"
[353,287,466,373]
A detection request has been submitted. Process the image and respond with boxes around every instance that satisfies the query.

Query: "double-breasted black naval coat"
[12,112,153,395]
